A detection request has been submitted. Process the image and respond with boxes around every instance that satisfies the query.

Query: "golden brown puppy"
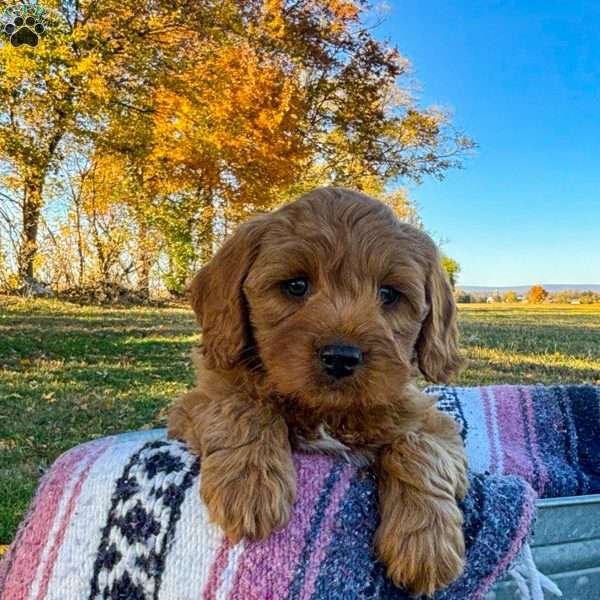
[168,187,468,597]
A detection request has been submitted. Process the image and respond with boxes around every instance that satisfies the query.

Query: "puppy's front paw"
[376,509,465,597]
[201,453,296,543]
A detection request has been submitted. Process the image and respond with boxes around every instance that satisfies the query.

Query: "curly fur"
[168,187,468,597]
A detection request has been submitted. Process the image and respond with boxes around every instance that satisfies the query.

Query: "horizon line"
[460,283,600,288]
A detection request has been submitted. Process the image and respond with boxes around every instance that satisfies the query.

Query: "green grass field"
[1,298,599,545]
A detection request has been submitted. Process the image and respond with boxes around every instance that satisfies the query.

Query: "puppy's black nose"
[318,344,363,378]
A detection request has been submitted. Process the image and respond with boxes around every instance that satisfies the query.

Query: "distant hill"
[461,284,600,294]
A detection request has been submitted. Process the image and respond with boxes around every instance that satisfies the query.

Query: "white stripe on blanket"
[455,387,493,474]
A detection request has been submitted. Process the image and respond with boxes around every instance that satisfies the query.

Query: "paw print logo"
[1,2,49,48]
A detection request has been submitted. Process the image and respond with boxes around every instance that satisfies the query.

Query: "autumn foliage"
[0,0,473,298]
[527,285,549,304]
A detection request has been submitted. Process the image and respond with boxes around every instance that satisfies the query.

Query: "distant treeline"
[456,286,600,304]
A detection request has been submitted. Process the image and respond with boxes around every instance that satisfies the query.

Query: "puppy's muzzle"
[318,344,363,379]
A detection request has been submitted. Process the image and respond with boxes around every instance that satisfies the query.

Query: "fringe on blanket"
[507,543,562,600]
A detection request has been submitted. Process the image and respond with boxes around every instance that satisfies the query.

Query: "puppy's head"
[190,187,461,412]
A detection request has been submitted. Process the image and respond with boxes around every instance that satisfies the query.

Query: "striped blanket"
[430,384,600,497]
[1,385,598,600]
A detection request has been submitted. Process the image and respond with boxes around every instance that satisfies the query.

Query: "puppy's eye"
[282,277,309,298]
[378,285,401,307]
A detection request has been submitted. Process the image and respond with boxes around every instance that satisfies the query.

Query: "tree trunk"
[74,196,85,287]
[198,194,216,265]
[16,120,65,285]
[136,219,152,301]
[17,180,44,282]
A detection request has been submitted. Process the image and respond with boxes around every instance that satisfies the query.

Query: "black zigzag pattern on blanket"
[88,439,199,600]
[426,385,469,441]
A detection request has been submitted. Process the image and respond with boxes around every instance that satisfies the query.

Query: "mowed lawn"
[0,298,599,545]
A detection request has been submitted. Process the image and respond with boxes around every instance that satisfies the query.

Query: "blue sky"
[375,1,600,287]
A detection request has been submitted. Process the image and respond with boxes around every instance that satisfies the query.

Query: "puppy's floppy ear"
[415,254,463,383]
[190,219,265,370]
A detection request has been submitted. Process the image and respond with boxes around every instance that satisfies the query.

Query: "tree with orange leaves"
[527,285,549,304]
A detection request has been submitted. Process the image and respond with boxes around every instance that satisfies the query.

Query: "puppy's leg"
[375,409,468,597]
[171,391,296,543]
[167,390,198,442]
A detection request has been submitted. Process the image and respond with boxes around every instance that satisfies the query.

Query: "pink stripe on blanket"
[482,387,500,474]
[299,464,354,600]
[0,508,29,594]
[32,440,110,600]
[0,443,93,600]
[228,454,334,600]
[202,538,233,600]
[493,386,534,481]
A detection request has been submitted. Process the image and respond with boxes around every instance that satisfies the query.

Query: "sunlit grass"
[456,303,600,385]
[0,298,598,543]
